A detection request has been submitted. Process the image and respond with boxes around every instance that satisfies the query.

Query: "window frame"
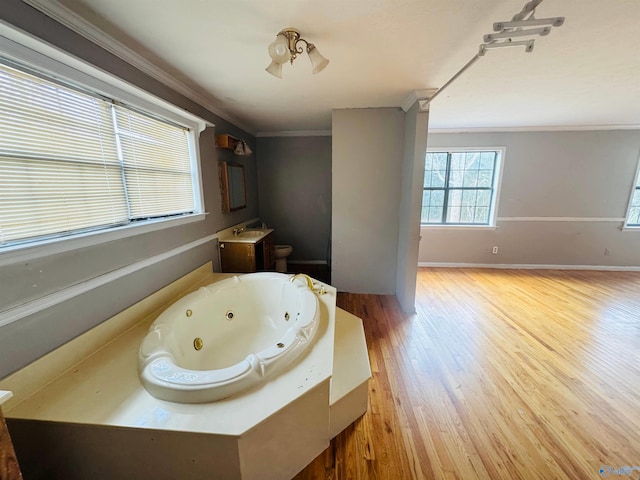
[623,153,640,231]
[0,23,210,264]
[421,147,505,229]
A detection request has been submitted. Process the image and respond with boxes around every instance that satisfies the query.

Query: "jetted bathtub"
[138,272,321,403]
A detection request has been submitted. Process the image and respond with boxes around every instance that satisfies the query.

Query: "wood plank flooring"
[294,268,640,480]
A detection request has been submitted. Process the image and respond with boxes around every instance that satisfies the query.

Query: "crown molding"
[401,89,438,113]
[256,130,332,138]
[427,124,640,134]
[22,0,255,134]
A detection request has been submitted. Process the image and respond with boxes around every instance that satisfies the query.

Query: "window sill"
[421,224,498,231]
[0,213,208,267]
[621,226,640,232]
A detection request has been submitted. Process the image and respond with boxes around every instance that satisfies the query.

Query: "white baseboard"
[418,262,640,272]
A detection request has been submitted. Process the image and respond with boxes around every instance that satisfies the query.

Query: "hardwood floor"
[294,268,640,480]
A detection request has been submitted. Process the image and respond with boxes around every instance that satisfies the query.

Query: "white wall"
[419,130,640,267]
[332,108,405,294]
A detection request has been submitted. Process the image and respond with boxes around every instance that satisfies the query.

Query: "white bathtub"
[138,272,320,403]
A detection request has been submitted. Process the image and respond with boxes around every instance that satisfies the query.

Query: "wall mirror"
[219,161,247,212]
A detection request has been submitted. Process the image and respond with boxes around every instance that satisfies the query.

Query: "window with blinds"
[0,60,197,248]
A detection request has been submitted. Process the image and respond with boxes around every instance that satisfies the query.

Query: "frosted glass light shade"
[265,61,282,78]
[268,35,290,64]
[307,44,329,74]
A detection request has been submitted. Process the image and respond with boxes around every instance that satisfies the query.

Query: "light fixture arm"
[266,27,329,77]
[276,28,309,64]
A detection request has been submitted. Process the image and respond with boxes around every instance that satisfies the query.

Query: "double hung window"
[422,149,503,226]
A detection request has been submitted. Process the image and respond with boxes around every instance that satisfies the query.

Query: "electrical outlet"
[492,246,499,255]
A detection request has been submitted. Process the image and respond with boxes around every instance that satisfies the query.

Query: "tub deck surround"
[0,263,370,479]
[2,272,336,437]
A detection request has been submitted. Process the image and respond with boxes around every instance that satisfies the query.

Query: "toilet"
[274,245,293,273]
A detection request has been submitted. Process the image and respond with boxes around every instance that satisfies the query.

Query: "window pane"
[477,190,492,207]
[449,153,465,187]
[463,169,478,187]
[631,190,640,207]
[464,152,480,169]
[461,190,477,206]
[475,207,490,223]
[446,206,461,223]
[478,169,494,187]
[448,189,462,207]
[424,152,447,188]
[114,105,194,219]
[628,207,640,225]
[480,152,496,170]
[422,189,444,223]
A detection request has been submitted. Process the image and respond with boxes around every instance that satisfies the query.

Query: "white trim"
[0,233,218,328]
[428,124,640,134]
[287,260,328,265]
[497,217,625,222]
[418,262,640,271]
[401,89,437,113]
[0,213,207,267]
[421,225,497,230]
[256,130,332,138]
[20,0,253,134]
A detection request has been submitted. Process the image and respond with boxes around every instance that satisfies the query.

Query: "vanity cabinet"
[220,233,275,273]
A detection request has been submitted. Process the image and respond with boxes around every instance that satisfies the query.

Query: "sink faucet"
[232,226,245,236]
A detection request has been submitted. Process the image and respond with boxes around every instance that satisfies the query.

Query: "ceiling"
[49,0,640,134]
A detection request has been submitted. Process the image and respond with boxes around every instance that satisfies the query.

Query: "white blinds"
[114,105,194,219]
[0,61,196,248]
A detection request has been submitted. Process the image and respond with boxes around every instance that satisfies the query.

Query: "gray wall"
[256,136,332,262]
[396,104,429,312]
[420,130,640,267]
[332,108,405,294]
[0,0,259,378]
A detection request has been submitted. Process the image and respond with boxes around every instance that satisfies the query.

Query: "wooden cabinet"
[215,133,240,150]
[220,233,275,273]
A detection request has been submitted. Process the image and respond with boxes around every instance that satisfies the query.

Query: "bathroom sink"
[237,230,265,238]
[220,228,273,243]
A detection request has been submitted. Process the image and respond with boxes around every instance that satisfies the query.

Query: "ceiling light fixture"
[265,28,329,78]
